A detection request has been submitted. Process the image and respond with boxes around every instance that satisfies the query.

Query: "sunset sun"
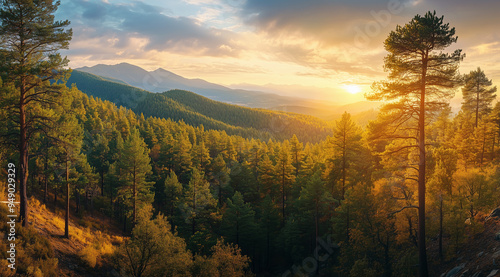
[344,84,362,94]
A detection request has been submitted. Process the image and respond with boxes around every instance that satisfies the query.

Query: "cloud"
[236,0,500,82]
[57,0,241,61]
[57,0,500,92]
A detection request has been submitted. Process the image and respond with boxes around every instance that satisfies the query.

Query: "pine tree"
[330,112,362,199]
[258,154,275,199]
[289,135,303,176]
[461,67,497,127]
[298,171,334,256]
[207,154,230,206]
[54,113,83,238]
[164,171,182,217]
[180,168,216,235]
[117,129,154,224]
[428,147,457,258]
[87,133,110,196]
[221,192,257,248]
[192,139,211,172]
[366,12,463,276]
[256,194,280,269]
[275,141,295,224]
[173,132,193,183]
[0,0,72,226]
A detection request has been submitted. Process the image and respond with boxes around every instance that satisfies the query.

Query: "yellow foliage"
[0,259,16,276]
[80,246,98,268]
[51,216,65,232]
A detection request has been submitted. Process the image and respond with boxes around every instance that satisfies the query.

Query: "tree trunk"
[282,168,286,225]
[100,170,104,197]
[44,150,48,204]
[475,83,480,128]
[65,156,70,239]
[418,54,429,277]
[315,202,319,275]
[439,194,443,259]
[192,182,196,235]
[480,125,486,167]
[19,87,29,227]
[342,133,346,200]
[133,168,137,224]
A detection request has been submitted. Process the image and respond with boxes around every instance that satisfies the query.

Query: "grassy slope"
[28,198,123,276]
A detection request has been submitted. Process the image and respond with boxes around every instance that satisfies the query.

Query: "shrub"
[80,245,98,268]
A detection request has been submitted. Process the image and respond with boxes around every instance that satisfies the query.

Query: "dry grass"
[27,196,124,275]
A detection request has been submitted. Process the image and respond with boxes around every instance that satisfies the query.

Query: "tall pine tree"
[0,0,72,226]
[366,11,463,276]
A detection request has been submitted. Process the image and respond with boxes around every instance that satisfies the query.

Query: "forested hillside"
[67,70,333,143]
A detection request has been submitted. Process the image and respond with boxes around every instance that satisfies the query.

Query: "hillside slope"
[66,70,333,142]
[66,70,269,139]
[162,89,333,142]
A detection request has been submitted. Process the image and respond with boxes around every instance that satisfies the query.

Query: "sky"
[56,0,500,104]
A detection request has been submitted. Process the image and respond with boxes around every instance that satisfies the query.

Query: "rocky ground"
[434,208,500,277]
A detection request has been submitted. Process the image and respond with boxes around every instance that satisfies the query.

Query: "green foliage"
[0,0,73,226]
[180,168,217,236]
[461,67,497,127]
[221,192,258,250]
[116,128,154,222]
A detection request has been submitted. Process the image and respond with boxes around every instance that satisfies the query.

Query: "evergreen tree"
[87,133,110,196]
[330,112,362,199]
[258,154,275,199]
[274,141,295,223]
[289,134,304,176]
[256,195,280,270]
[0,0,72,226]
[173,132,193,183]
[427,147,457,258]
[54,113,83,238]
[221,192,257,250]
[117,129,154,223]
[207,154,230,206]
[192,139,211,172]
[298,171,334,256]
[164,171,182,217]
[461,67,497,127]
[180,168,216,235]
[366,11,463,276]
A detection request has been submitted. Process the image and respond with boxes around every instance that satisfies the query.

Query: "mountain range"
[76,63,317,109]
[75,63,382,118]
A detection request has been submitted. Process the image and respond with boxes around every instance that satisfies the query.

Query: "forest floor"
[430,208,500,277]
[29,197,124,276]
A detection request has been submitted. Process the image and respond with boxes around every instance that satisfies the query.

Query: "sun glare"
[344,84,362,94]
